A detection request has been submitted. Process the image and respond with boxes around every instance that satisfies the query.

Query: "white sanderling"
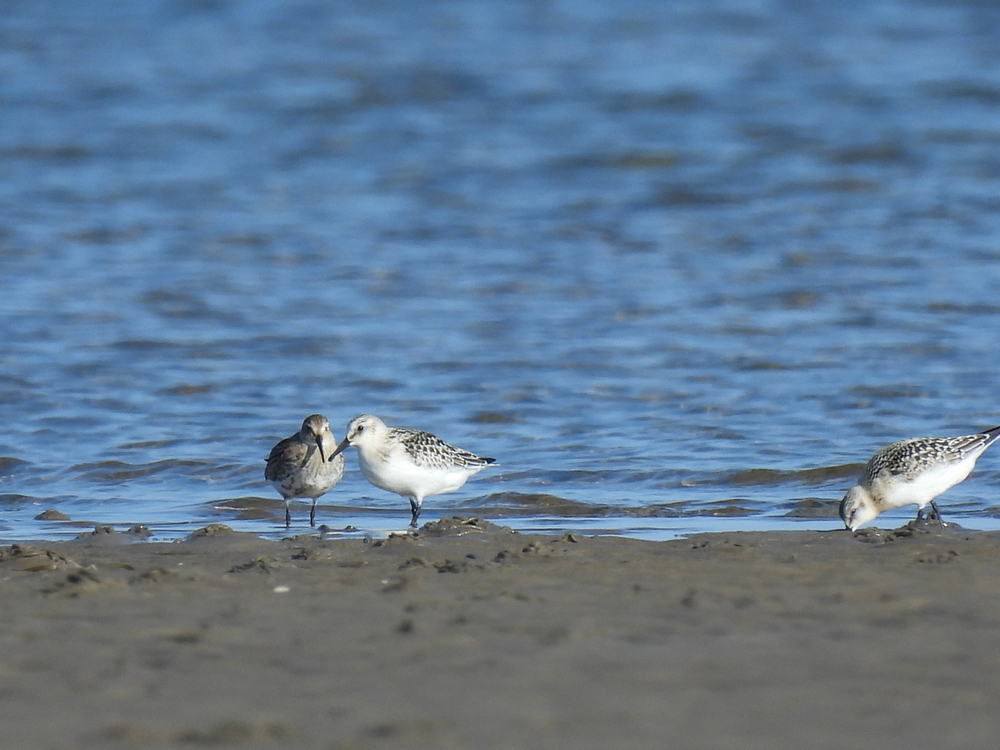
[840,425,1000,531]
[265,414,346,527]
[328,414,496,527]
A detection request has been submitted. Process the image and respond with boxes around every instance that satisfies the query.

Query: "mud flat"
[1,517,998,749]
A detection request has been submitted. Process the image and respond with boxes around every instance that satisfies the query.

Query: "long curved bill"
[328,437,351,462]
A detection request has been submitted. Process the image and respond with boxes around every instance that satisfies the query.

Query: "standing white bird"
[840,425,1000,531]
[329,414,496,527]
[265,414,345,527]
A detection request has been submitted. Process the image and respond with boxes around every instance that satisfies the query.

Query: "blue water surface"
[2,0,1000,541]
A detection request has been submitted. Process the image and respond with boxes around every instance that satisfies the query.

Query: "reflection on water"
[2,0,1000,541]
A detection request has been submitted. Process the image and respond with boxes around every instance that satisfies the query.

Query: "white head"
[839,485,879,531]
[300,414,335,462]
[329,414,388,460]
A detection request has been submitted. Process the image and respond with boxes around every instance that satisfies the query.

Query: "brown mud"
[1,517,998,749]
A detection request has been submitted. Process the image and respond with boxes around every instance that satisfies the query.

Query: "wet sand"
[2,517,999,749]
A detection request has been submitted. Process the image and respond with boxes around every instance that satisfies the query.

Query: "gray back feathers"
[863,426,1000,484]
[396,428,496,470]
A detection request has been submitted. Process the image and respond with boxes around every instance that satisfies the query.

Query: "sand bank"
[1,517,998,749]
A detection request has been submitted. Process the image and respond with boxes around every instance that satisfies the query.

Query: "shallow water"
[3,0,1000,542]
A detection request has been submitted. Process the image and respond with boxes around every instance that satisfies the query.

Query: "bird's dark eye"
[357,425,364,432]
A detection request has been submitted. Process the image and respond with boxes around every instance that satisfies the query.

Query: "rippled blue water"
[3,0,1000,541]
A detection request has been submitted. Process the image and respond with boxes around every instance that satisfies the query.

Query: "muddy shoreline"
[1,517,998,749]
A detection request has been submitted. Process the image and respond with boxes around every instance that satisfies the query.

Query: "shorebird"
[329,414,496,527]
[265,414,345,527]
[840,425,1000,531]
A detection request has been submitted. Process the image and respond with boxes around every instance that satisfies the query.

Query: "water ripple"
[2,0,1000,540]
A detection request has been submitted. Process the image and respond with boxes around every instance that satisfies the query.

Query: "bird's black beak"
[316,433,333,463]
[328,437,351,462]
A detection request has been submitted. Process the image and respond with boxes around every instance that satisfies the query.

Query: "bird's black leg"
[928,500,944,525]
[285,500,292,528]
[310,500,317,527]
[409,498,420,528]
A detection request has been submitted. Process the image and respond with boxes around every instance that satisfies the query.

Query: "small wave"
[157,384,218,397]
[70,459,216,482]
[0,494,35,505]
[116,440,185,450]
[207,496,280,522]
[481,492,612,516]
[477,493,793,520]
[0,457,30,474]
[780,498,840,518]
[848,385,930,399]
[468,411,520,424]
[715,464,862,487]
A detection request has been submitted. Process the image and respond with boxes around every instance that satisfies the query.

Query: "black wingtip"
[483,457,497,465]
